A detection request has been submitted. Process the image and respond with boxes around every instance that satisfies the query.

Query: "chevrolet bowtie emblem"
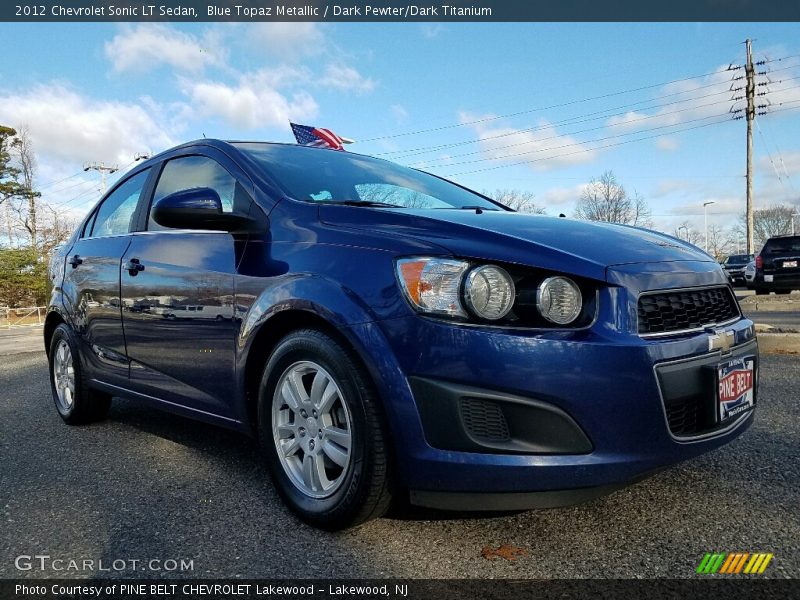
[708,329,735,354]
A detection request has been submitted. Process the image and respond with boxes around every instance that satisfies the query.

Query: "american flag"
[290,122,352,151]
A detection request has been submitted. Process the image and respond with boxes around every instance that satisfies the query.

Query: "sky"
[1,21,799,245]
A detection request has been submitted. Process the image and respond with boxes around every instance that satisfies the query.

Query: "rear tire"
[48,323,112,424]
[258,329,393,530]
[776,290,791,295]
[755,287,768,295]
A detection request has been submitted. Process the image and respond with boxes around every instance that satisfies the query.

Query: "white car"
[744,260,756,288]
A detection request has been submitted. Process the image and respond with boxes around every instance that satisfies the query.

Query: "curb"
[756,330,800,355]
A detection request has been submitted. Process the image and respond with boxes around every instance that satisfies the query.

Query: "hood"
[319,207,713,282]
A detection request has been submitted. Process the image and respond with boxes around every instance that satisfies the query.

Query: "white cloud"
[420,24,445,39]
[390,104,408,122]
[607,65,800,134]
[244,23,324,60]
[183,72,318,130]
[0,84,176,166]
[105,24,225,74]
[319,64,376,93]
[656,136,680,151]
[538,184,590,206]
[458,112,598,171]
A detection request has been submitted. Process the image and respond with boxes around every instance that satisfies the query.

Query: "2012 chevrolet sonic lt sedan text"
[45,140,758,530]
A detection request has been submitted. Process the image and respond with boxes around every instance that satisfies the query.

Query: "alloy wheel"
[53,339,76,412]
[271,361,353,498]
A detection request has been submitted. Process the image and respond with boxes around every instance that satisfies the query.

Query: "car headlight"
[536,276,582,325]
[396,257,469,317]
[464,265,515,320]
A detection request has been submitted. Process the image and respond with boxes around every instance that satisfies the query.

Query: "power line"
[359,54,800,144]
[432,112,730,171]
[378,80,739,159]
[443,99,800,178]
[411,96,753,168]
[444,117,735,177]
[359,66,744,143]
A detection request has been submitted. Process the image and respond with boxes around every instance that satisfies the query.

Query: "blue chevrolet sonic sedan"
[45,139,758,530]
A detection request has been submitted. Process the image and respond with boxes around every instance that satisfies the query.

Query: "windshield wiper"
[323,200,405,208]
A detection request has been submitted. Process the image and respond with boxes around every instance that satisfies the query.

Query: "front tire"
[48,323,112,424]
[258,329,392,530]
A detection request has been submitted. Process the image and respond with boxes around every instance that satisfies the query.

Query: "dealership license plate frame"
[716,356,756,423]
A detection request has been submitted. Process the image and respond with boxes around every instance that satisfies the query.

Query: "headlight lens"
[464,265,515,320]
[396,258,469,317]
[536,276,583,325]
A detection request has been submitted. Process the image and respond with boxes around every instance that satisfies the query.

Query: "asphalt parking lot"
[0,343,798,580]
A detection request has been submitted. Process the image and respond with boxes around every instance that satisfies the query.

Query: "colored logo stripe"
[697,552,773,574]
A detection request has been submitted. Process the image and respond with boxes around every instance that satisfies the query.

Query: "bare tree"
[10,127,41,249]
[574,170,651,227]
[673,221,703,246]
[483,189,546,214]
[706,224,736,260]
[734,204,797,250]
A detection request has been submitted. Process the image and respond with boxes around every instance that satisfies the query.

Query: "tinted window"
[235,143,503,211]
[90,169,150,238]
[148,156,249,231]
[763,237,800,254]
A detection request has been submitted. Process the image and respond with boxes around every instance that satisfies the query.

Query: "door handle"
[68,254,83,268]
[124,258,145,276]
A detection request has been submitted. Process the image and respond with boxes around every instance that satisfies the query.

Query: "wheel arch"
[43,309,67,357]
[241,308,376,434]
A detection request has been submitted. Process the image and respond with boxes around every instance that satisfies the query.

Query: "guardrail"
[1,306,46,329]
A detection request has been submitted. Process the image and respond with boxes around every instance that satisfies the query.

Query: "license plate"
[783,260,798,268]
[764,274,774,282]
[718,357,755,422]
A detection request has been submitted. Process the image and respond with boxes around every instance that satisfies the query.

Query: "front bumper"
[350,309,757,509]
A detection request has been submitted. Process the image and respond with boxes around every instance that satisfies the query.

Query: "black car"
[721,254,754,286]
[754,235,800,295]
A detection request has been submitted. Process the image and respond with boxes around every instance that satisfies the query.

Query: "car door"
[120,152,253,418]
[60,168,153,386]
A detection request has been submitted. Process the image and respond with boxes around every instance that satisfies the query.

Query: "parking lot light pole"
[792,213,800,236]
[703,201,715,252]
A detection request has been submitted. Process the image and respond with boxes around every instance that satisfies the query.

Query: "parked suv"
[45,140,758,530]
[754,235,800,295]
[721,254,754,286]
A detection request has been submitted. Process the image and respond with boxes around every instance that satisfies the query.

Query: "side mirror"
[151,187,258,232]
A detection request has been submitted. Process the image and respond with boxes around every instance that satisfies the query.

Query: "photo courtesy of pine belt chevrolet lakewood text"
[44,140,758,530]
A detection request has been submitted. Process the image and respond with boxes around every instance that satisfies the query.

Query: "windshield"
[235,143,504,210]
[725,254,753,265]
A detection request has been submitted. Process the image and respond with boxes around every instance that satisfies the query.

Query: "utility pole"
[83,162,118,194]
[745,38,756,254]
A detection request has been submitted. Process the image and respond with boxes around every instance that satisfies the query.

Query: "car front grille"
[638,286,740,336]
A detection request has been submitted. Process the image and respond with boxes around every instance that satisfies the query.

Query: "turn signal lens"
[536,276,583,325]
[396,258,469,317]
[464,265,515,320]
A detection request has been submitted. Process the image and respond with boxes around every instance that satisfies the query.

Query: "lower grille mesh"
[460,397,511,442]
